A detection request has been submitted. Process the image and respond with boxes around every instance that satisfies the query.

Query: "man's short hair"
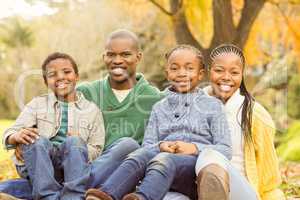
[105,29,140,51]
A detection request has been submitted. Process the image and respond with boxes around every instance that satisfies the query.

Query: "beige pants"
[196,149,258,200]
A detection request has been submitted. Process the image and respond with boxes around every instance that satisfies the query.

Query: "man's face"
[103,37,141,84]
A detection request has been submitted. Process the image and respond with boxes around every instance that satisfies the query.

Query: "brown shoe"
[85,188,113,200]
[122,193,143,200]
[0,193,22,200]
[196,164,229,200]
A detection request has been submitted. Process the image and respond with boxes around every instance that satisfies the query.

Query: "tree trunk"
[150,0,266,56]
[169,0,204,51]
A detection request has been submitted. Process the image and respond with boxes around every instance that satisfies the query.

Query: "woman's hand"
[159,141,177,153]
[8,128,39,145]
[173,141,199,155]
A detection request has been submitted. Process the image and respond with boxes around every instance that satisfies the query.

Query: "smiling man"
[78,29,161,148]
[76,30,162,192]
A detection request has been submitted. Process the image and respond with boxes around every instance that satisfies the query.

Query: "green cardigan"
[77,74,162,149]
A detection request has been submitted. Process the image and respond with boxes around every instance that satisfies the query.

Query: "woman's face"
[209,52,243,102]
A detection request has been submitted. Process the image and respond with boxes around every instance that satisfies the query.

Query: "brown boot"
[0,193,22,200]
[85,188,113,200]
[122,193,143,200]
[196,164,229,200]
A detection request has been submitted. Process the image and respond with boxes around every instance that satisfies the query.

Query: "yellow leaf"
[184,0,213,48]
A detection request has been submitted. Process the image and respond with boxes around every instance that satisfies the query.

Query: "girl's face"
[210,52,243,102]
[45,58,79,102]
[165,49,204,93]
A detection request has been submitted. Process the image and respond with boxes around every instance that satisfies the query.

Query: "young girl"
[85,44,232,200]
[3,52,105,200]
[195,44,284,200]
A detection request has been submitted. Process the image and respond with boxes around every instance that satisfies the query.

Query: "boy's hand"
[159,141,177,153]
[173,141,199,155]
[15,145,24,162]
[8,128,39,145]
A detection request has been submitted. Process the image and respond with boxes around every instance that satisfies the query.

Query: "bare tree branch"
[148,0,173,16]
[272,2,300,40]
[233,0,265,48]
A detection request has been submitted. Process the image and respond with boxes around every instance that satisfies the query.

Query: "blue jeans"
[0,137,140,199]
[87,137,140,188]
[22,136,90,200]
[101,148,197,200]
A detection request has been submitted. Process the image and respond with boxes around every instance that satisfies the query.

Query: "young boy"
[85,45,232,200]
[3,52,105,200]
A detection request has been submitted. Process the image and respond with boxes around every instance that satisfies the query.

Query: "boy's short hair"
[41,52,78,83]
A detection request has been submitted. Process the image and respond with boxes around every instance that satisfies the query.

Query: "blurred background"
[0,0,299,198]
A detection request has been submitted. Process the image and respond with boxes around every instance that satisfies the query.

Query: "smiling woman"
[195,44,284,200]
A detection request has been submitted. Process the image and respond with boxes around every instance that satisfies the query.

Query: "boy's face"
[165,49,204,93]
[103,37,141,84]
[45,58,79,101]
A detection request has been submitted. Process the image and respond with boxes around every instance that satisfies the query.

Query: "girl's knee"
[198,164,228,178]
[126,148,154,165]
[148,152,175,172]
[195,148,228,175]
[196,164,229,200]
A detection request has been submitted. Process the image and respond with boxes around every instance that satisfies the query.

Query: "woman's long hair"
[209,44,255,143]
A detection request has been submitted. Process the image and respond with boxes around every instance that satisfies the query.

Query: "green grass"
[277,121,300,162]
[0,119,19,180]
[0,120,298,198]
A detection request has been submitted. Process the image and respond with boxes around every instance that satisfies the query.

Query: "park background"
[0,0,299,198]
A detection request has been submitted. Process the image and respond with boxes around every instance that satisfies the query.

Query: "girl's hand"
[8,128,39,145]
[159,141,177,153]
[174,141,199,155]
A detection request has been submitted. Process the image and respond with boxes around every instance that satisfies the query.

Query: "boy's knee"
[21,136,50,151]
[64,136,85,147]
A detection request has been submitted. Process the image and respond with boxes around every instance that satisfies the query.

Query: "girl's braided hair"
[165,44,205,69]
[210,44,255,143]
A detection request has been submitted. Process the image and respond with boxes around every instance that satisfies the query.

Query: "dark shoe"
[122,193,143,200]
[0,193,22,200]
[196,164,229,200]
[85,188,113,200]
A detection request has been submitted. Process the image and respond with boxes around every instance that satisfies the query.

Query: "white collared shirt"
[203,86,246,176]
[111,88,132,103]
